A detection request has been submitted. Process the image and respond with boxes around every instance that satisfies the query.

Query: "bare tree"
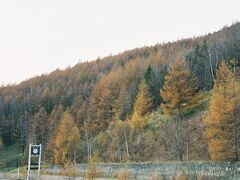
[163,118,189,161]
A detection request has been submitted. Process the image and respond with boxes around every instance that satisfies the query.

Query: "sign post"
[38,144,42,177]
[27,144,31,180]
[27,144,42,180]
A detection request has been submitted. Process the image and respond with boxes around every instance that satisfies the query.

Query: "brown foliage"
[131,80,152,130]
[54,110,81,165]
[160,58,200,118]
[203,63,240,161]
[85,156,102,179]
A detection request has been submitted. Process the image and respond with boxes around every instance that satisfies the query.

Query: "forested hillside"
[0,23,240,165]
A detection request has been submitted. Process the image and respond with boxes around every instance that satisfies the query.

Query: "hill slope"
[0,22,240,164]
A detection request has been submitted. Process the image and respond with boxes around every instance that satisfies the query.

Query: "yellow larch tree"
[131,80,152,130]
[54,110,81,165]
[160,58,200,161]
[204,63,240,161]
[131,80,152,162]
[160,58,200,119]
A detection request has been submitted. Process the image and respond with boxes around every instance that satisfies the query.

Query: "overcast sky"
[0,0,239,84]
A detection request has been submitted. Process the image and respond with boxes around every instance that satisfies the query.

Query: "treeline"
[0,23,240,165]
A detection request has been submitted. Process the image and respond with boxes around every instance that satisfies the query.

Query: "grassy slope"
[0,144,23,172]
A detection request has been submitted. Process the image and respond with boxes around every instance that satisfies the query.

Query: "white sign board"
[27,144,42,180]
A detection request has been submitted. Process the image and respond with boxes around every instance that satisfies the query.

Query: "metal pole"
[38,144,42,177]
[27,143,31,180]
[17,167,19,179]
[17,159,20,179]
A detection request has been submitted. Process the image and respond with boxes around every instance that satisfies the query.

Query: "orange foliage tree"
[160,58,200,161]
[160,58,200,119]
[203,63,240,161]
[131,80,152,161]
[54,110,81,165]
[131,80,152,130]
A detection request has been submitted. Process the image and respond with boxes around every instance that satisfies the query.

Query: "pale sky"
[0,0,239,84]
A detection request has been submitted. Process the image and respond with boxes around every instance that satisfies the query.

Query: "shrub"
[117,168,130,180]
[176,174,188,180]
[85,155,102,179]
[59,164,79,177]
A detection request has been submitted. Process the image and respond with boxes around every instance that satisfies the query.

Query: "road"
[0,173,117,180]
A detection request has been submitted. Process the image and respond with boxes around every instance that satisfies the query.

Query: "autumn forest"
[0,23,240,167]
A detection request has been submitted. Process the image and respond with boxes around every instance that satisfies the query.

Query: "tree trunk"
[233,64,239,161]
[124,129,130,161]
[179,153,183,161]
[84,126,91,162]
[138,133,143,162]
[208,46,215,81]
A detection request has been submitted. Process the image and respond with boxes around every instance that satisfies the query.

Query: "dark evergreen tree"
[186,41,214,90]
[144,65,167,109]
